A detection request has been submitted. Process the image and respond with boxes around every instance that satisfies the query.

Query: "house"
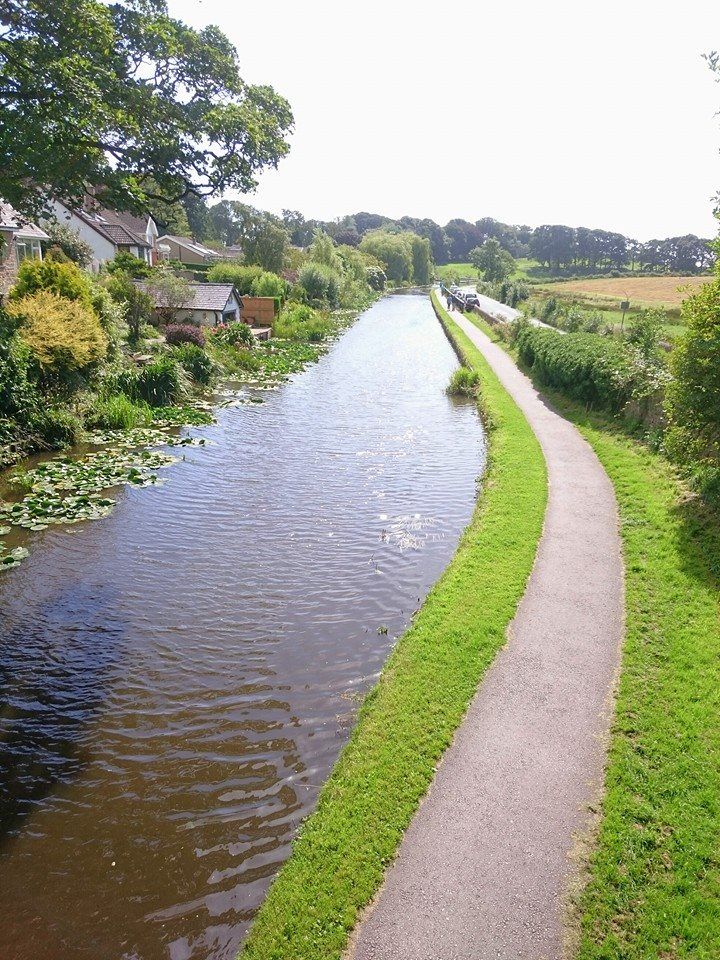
[140,281,243,326]
[53,201,158,271]
[157,235,221,266]
[0,202,49,296]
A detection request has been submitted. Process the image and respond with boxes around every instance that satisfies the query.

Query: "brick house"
[0,202,49,297]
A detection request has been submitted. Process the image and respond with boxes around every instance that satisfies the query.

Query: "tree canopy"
[470,239,515,283]
[0,0,293,219]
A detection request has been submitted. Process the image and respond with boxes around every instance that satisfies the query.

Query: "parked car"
[464,293,481,310]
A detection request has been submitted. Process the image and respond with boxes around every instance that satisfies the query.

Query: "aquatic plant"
[0,405,214,572]
[152,405,215,427]
[447,367,480,397]
[85,393,152,431]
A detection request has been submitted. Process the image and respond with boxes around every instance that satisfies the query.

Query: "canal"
[0,294,485,960]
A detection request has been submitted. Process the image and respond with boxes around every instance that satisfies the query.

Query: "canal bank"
[239,296,547,959]
[0,295,484,960]
[347,292,624,960]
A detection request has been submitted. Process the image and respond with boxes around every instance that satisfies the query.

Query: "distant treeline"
[153,196,715,276]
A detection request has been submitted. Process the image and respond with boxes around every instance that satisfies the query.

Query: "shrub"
[90,284,124,334]
[516,324,662,412]
[447,367,480,397]
[250,271,286,298]
[298,262,341,306]
[665,277,720,498]
[206,263,264,294]
[273,303,332,342]
[9,257,93,305]
[105,271,154,342]
[366,264,387,291]
[209,321,254,348]
[37,407,83,446]
[105,251,151,278]
[172,343,214,384]
[117,357,186,407]
[6,291,108,384]
[0,331,39,418]
[44,222,93,267]
[164,323,206,347]
[627,308,664,360]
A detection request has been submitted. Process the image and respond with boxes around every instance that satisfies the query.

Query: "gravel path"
[349,302,624,960]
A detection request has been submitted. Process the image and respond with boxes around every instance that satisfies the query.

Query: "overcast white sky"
[168,0,720,241]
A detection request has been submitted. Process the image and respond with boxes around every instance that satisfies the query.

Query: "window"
[16,237,42,263]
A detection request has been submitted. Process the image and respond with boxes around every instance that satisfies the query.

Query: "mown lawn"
[466,311,720,959]
[238,292,547,960]
[570,416,720,959]
[436,261,477,281]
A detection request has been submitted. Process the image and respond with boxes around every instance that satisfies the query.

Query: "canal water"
[0,295,485,960]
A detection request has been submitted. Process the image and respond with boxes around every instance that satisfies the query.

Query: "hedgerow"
[515,322,667,413]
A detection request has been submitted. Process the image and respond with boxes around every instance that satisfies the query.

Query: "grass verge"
[466,310,720,958]
[238,292,547,960]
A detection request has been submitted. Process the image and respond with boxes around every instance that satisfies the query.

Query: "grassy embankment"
[466,311,720,958]
[238,290,547,960]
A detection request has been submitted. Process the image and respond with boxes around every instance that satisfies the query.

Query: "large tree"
[0,0,293,220]
[470,238,515,283]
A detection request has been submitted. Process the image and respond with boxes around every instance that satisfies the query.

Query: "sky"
[168,0,720,241]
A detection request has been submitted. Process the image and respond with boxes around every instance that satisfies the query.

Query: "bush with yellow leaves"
[6,291,108,384]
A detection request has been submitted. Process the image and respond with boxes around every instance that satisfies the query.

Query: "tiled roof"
[138,281,236,312]
[0,201,49,240]
[75,206,151,248]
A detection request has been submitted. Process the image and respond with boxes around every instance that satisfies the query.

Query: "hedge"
[515,323,657,412]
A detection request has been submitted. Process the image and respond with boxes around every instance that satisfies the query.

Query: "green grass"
[465,311,720,958]
[570,410,720,960]
[238,290,548,960]
[436,261,477,282]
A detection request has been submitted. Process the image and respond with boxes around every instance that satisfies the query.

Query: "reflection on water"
[0,295,485,960]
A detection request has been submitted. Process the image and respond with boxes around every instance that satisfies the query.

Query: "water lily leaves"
[0,408,210,573]
[0,546,29,568]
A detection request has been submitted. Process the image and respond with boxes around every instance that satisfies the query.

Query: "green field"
[436,261,477,282]
[238,293,547,960]
[466,312,720,959]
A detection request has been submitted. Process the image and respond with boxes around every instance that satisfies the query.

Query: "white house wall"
[52,203,116,271]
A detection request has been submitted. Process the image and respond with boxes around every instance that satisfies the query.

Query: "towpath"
[350,296,624,960]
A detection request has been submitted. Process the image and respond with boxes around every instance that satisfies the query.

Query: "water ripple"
[0,295,485,960]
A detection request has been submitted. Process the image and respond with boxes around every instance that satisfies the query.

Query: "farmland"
[526,273,714,338]
[535,274,710,307]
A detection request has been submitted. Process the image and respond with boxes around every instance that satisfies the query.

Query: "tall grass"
[446,366,479,396]
[85,393,152,430]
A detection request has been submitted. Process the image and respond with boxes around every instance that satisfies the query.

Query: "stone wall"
[0,233,19,297]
